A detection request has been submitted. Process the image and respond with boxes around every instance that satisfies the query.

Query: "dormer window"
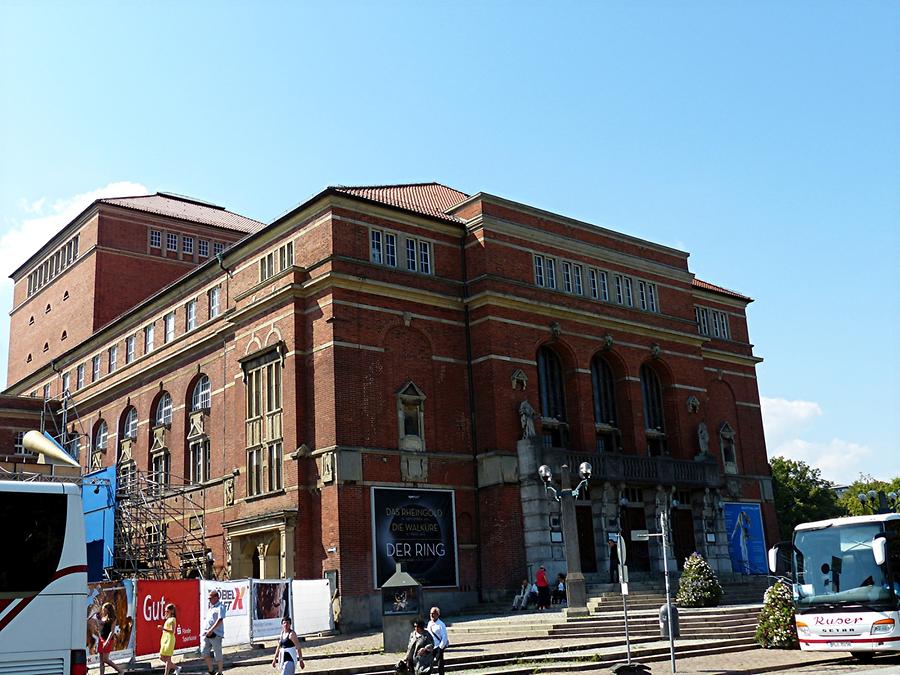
[397,382,426,451]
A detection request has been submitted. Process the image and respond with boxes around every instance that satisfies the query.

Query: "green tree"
[770,457,841,540]
[837,474,900,516]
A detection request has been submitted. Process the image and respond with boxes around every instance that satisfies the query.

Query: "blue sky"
[1,1,897,482]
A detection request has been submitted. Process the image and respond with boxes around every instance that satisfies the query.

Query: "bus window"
[0,492,67,598]
[887,521,900,598]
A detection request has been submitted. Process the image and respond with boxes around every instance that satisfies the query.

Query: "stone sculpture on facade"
[519,400,537,440]
[697,422,710,455]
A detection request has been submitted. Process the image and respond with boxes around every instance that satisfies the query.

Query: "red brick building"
[4,184,774,628]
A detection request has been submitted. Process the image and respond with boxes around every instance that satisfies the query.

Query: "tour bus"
[0,435,87,674]
[769,512,900,661]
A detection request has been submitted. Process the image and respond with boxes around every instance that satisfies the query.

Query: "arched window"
[591,355,619,452]
[537,346,567,447]
[91,420,108,469]
[121,407,138,440]
[640,364,666,456]
[191,375,211,411]
[155,392,172,426]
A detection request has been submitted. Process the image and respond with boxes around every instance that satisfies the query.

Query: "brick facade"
[4,184,775,629]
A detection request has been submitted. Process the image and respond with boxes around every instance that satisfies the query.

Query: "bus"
[0,479,88,675]
[769,512,900,661]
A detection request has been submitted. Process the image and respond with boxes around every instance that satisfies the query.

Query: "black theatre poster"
[371,487,458,589]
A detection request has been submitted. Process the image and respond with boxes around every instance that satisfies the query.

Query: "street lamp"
[857,490,900,514]
[536,462,592,614]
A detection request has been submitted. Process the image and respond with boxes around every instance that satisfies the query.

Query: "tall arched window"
[591,355,619,452]
[537,346,567,447]
[155,392,172,426]
[191,375,211,411]
[640,364,666,456]
[121,407,138,440]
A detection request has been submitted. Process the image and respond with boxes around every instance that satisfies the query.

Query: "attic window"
[42,342,49,352]
[45,304,51,313]
[26,354,32,363]
[29,316,34,325]
[61,330,68,341]
[63,291,69,301]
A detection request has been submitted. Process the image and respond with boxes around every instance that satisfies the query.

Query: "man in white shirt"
[202,589,227,675]
[426,606,449,675]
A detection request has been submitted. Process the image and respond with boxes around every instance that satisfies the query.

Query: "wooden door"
[672,509,696,570]
[576,505,598,573]
[621,507,650,572]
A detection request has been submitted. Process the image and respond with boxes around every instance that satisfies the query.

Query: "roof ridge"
[334,181,462,192]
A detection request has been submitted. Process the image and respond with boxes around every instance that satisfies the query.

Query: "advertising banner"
[251,579,292,640]
[291,579,334,635]
[371,487,458,588]
[86,580,135,666]
[134,580,201,657]
[723,502,767,575]
[201,579,252,647]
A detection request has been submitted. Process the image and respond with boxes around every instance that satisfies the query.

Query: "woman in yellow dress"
[158,603,181,675]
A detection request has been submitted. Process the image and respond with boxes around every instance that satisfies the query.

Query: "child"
[97,602,124,675]
[158,603,182,675]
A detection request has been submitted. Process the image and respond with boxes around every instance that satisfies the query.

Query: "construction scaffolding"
[108,470,209,580]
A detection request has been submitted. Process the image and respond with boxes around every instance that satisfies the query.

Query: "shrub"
[755,580,799,649]
[675,552,723,607]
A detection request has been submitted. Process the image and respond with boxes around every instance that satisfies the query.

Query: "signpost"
[649,511,677,673]
[619,536,632,665]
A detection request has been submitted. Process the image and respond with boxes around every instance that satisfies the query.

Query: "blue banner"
[82,467,116,581]
[723,502,767,575]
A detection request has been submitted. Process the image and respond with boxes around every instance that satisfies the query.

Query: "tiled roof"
[100,193,265,234]
[693,278,752,302]
[333,183,469,223]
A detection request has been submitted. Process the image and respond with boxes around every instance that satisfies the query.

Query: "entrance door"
[575,506,597,573]
[621,507,650,572]
[672,509,696,570]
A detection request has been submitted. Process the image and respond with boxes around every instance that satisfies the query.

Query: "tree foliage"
[770,457,841,540]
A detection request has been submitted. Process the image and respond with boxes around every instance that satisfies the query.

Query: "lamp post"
[537,461,591,613]
[857,490,899,514]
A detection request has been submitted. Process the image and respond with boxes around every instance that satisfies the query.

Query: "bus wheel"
[851,651,875,662]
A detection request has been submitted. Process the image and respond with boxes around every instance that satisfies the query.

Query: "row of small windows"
[370,228,433,275]
[26,235,80,297]
[39,288,221,396]
[533,254,659,313]
[149,229,225,258]
[259,242,294,282]
[695,306,730,340]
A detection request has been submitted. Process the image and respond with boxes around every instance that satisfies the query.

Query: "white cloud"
[761,396,872,483]
[0,181,150,390]
[1,181,149,277]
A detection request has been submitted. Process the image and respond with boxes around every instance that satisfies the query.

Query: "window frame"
[166,232,178,252]
[125,335,135,364]
[164,312,176,343]
[208,287,220,319]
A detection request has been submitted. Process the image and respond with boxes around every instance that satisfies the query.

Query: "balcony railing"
[545,449,722,488]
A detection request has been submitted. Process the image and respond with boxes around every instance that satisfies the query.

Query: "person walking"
[271,616,305,674]
[404,619,434,675]
[535,566,551,610]
[552,574,567,605]
[202,589,227,675]
[426,606,448,675]
[96,602,124,675]
[158,603,181,675]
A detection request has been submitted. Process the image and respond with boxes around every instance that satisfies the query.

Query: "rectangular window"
[406,239,417,272]
[14,431,26,454]
[598,271,609,301]
[76,364,85,390]
[144,324,155,353]
[573,265,583,295]
[150,230,161,248]
[279,242,294,270]
[182,236,194,255]
[247,446,262,496]
[208,287,220,319]
[43,383,51,400]
[638,281,648,310]
[588,269,598,299]
[91,355,101,382]
[370,230,383,264]
[647,283,658,312]
[623,277,633,307]
[384,233,397,267]
[186,300,197,331]
[534,256,545,287]
[125,336,135,363]
[614,275,624,304]
[198,239,209,257]
[189,439,210,484]
[166,233,178,251]
[151,451,170,487]
[259,252,275,281]
[61,372,70,394]
[108,345,117,373]
[545,258,557,289]
[164,312,175,343]
[213,242,224,256]
[720,312,730,339]
[695,306,710,335]
[418,241,431,274]
[267,442,283,491]
[562,262,573,293]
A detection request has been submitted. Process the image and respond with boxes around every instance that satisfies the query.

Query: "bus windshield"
[793,523,893,608]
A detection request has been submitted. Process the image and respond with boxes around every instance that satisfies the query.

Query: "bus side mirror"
[873,536,888,566]
[768,546,779,573]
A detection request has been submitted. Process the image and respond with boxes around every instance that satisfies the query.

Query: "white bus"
[769,512,900,661]
[0,480,88,675]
